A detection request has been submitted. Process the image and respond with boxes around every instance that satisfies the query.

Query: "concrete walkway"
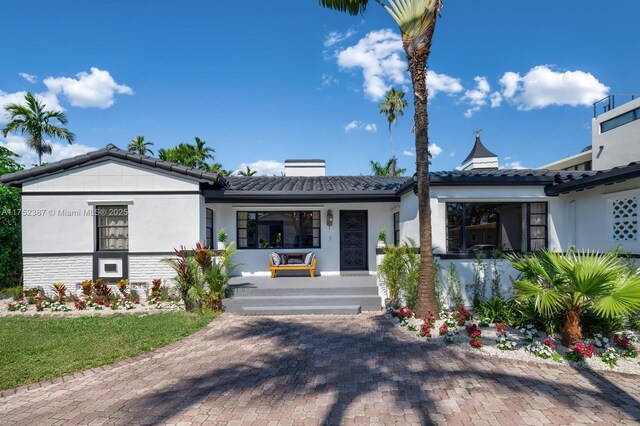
[2,313,639,425]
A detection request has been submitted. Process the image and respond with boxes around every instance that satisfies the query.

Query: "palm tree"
[370,158,407,176]
[320,0,442,316]
[192,137,215,169]
[238,166,258,176]
[1,92,75,166]
[128,136,154,156]
[379,88,408,176]
[508,250,640,347]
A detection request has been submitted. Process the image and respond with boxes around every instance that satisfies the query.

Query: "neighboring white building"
[542,94,640,171]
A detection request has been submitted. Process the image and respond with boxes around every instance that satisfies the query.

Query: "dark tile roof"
[0,144,224,188]
[462,135,498,164]
[224,176,408,192]
[545,162,640,195]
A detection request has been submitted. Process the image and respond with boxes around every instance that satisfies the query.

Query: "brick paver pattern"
[2,313,639,425]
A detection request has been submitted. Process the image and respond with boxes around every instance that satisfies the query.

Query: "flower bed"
[2,279,185,318]
[386,306,640,376]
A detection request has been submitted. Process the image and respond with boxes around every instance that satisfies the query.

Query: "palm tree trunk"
[389,125,397,176]
[409,22,439,317]
[562,308,582,347]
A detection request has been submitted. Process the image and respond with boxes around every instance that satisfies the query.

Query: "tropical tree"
[370,158,407,176]
[508,250,640,347]
[1,92,75,166]
[128,135,154,156]
[0,146,23,288]
[158,137,224,172]
[192,137,215,169]
[379,88,408,176]
[238,166,258,176]
[320,0,443,316]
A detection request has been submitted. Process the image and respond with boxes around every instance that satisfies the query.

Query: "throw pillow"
[270,252,281,266]
[304,252,315,265]
[287,258,304,265]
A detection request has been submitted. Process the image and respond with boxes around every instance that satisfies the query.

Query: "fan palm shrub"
[508,250,640,347]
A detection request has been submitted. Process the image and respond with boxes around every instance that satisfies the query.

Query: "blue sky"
[1,1,639,175]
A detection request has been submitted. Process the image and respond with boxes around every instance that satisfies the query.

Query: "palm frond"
[384,0,441,51]
[593,273,640,318]
[318,0,371,15]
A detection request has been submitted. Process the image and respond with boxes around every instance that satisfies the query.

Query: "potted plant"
[217,228,228,250]
[377,229,387,248]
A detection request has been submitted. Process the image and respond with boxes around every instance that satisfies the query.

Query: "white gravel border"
[0,300,181,318]
[386,313,640,376]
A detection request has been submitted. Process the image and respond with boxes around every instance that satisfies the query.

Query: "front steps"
[223,277,382,315]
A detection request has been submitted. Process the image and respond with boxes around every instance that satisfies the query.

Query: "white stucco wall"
[21,160,202,254]
[25,160,198,192]
[557,177,640,254]
[21,193,201,254]
[593,97,640,170]
[436,258,519,307]
[211,202,399,276]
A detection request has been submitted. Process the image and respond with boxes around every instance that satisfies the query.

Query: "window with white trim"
[612,196,638,241]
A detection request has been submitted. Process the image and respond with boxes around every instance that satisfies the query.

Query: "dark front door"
[340,210,368,271]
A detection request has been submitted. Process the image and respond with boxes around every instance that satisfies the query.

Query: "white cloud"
[324,29,356,47]
[344,120,377,133]
[0,90,64,123]
[429,143,443,158]
[336,29,406,100]
[363,123,377,133]
[500,72,520,98]
[0,134,95,167]
[345,120,359,132]
[490,91,502,108]
[499,65,609,110]
[427,70,464,97]
[320,73,339,87]
[403,150,415,156]
[501,160,526,170]
[462,76,491,117]
[236,160,285,176]
[448,151,456,157]
[19,73,37,84]
[43,67,133,109]
[336,29,464,103]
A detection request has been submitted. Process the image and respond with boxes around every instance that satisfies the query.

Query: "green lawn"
[0,311,217,391]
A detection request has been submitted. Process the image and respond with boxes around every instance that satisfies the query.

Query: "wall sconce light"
[326,209,334,227]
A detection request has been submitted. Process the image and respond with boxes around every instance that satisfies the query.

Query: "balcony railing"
[594,94,640,118]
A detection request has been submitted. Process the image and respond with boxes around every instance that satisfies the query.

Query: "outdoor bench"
[268,252,316,278]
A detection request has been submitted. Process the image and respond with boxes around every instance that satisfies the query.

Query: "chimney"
[284,159,326,176]
[460,132,499,171]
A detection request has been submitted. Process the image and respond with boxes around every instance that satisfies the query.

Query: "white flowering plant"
[7,299,28,312]
[591,333,610,350]
[527,339,562,362]
[519,324,540,343]
[600,348,619,368]
[496,333,517,351]
[50,301,71,312]
[478,317,492,327]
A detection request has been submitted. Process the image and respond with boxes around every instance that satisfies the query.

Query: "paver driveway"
[2,313,639,425]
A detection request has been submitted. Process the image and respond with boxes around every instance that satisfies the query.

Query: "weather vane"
[474,128,483,137]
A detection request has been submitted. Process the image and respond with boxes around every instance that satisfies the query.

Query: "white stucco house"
[2,95,640,308]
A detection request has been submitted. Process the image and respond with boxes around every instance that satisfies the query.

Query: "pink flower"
[543,338,555,349]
